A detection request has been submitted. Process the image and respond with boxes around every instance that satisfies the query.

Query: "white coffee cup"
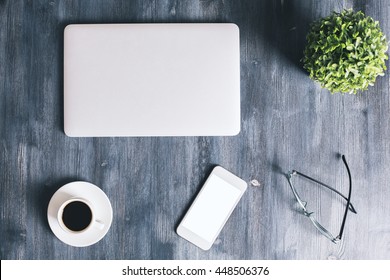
[57,197,105,233]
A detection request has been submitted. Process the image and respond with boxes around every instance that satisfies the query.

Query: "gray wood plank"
[1,0,390,259]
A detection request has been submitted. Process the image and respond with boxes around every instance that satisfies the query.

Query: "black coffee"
[62,201,92,231]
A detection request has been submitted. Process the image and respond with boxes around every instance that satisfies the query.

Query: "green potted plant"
[303,10,389,94]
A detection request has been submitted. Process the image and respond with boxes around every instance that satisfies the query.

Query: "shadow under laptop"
[56,23,65,135]
[247,0,315,74]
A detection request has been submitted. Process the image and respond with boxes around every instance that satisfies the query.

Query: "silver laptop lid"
[64,23,240,137]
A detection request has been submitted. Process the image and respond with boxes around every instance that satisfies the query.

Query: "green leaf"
[302,9,389,94]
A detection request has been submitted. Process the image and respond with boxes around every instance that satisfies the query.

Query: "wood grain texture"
[1,0,390,259]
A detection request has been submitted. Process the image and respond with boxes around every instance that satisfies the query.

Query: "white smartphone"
[177,166,247,250]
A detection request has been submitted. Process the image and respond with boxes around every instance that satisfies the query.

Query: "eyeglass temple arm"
[290,170,357,214]
[336,155,353,240]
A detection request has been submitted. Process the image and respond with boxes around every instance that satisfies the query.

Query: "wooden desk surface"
[1,0,390,260]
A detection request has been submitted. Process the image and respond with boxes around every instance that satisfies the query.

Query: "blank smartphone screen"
[181,174,242,243]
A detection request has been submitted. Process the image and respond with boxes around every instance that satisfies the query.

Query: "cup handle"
[94,219,105,230]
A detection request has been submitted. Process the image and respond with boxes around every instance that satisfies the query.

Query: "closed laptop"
[64,23,240,137]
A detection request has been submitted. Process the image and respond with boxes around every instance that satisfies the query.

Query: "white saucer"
[47,181,113,247]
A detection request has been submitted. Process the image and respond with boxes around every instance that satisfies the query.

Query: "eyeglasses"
[286,155,357,243]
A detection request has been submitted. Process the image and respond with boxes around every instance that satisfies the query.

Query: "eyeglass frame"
[286,155,357,243]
